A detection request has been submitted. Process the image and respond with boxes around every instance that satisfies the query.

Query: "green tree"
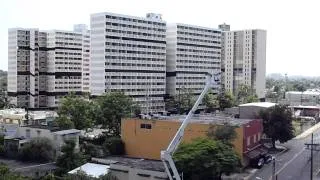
[56,140,86,174]
[203,89,218,112]
[18,137,54,162]
[207,123,237,146]
[218,91,235,110]
[103,137,125,155]
[245,94,259,103]
[0,164,28,180]
[174,138,240,180]
[57,93,95,130]
[259,104,294,149]
[175,88,195,114]
[95,92,137,137]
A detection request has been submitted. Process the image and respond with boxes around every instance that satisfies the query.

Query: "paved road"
[252,127,320,180]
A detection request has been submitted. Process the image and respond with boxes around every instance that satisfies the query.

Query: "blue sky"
[1,0,320,76]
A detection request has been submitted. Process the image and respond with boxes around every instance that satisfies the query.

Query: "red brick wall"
[243,119,263,153]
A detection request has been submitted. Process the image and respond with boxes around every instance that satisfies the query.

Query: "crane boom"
[161,72,221,180]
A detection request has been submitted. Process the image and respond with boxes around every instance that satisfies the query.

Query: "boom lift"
[161,72,222,180]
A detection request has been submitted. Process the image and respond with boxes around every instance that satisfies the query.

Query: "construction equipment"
[160,72,222,180]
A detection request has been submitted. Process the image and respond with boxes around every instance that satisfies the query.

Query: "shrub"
[18,137,54,162]
[103,137,125,155]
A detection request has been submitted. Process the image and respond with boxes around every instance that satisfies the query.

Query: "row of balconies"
[105,25,166,34]
[104,46,166,53]
[105,32,165,41]
[105,19,165,29]
[105,38,166,46]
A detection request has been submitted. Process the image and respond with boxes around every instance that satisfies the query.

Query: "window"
[253,134,256,143]
[140,123,152,129]
[257,132,261,141]
[247,136,250,146]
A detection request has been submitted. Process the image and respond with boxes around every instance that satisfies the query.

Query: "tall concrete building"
[7,26,90,109]
[219,24,266,99]
[166,24,221,96]
[90,12,166,113]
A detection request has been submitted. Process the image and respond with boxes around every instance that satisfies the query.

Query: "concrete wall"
[121,118,244,160]
[239,106,266,119]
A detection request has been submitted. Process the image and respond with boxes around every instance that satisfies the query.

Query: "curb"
[275,145,288,156]
[242,169,258,180]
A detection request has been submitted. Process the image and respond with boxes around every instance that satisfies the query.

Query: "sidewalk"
[295,122,320,139]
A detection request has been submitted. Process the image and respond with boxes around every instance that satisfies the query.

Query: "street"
[252,126,320,180]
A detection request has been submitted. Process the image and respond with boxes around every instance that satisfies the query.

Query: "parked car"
[251,153,273,168]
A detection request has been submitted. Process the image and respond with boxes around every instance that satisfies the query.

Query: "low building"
[4,125,80,158]
[68,163,110,178]
[285,91,320,106]
[121,114,263,166]
[0,108,57,126]
[239,102,276,119]
[91,157,168,180]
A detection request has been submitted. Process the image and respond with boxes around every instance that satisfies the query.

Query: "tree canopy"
[96,92,137,136]
[57,93,95,130]
[259,104,295,148]
[217,90,235,110]
[203,89,218,112]
[0,164,28,180]
[174,138,240,180]
[56,140,86,174]
[207,123,237,146]
[56,92,138,137]
[18,137,54,162]
[236,84,259,104]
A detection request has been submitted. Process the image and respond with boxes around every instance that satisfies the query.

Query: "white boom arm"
[161,72,221,180]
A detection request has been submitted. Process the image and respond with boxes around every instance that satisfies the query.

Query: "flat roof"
[239,102,276,108]
[134,114,255,126]
[68,163,109,178]
[92,157,165,172]
[289,105,320,109]
[53,129,81,135]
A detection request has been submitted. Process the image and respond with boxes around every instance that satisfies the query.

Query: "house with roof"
[4,125,80,158]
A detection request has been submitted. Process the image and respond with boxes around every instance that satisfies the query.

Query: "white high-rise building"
[8,26,90,109]
[166,24,221,96]
[90,12,166,113]
[219,24,267,99]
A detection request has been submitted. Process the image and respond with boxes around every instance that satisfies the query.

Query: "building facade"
[7,26,90,109]
[219,24,266,99]
[166,24,221,96]
[121,116,263,165]
[90,12,167,113]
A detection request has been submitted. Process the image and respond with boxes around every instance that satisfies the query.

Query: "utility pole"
[310,133,313,180]
[272,157,276,180]
[304,133,320,180]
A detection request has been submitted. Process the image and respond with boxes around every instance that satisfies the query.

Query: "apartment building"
[166,24,221,96]
[90,12,166,113]
[219,24,267,99]
[7,25,90,109]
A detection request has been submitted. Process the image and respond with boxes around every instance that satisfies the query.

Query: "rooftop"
[239,102,276,108]
[68,163,109,178]
[134,114,255,126]
[53,129,81,135]
[92,157,165,172]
